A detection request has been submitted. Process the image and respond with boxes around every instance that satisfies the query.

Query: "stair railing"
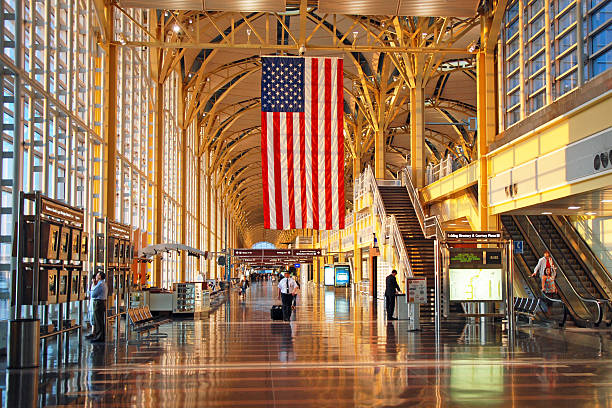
[399,165,444,240]
[362,166,414,280]
[387,214,414,279]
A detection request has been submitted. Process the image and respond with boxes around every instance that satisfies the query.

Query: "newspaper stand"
[435,231,515,341]
[94,218,133,342]
[10,192,87,368]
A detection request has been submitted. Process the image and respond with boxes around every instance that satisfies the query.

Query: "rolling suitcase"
[270,305,283,320]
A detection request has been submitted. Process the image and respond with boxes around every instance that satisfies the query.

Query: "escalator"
[501,214,609,327]
[501,215,568,326]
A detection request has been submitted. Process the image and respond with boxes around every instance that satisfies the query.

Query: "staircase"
[378,186,435,319]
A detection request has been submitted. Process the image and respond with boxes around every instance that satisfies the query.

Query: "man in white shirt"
[278,271,298,321]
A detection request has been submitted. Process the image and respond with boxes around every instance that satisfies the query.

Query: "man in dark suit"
[385,270,401,320]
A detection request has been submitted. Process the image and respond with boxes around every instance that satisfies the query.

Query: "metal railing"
[399,166,444,240]
[360,166,413,280]
[425,156,465,184]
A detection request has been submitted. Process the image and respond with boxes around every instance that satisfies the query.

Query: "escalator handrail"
[533,215,604,301]
[506,215,591,323]
[523,216,604,325]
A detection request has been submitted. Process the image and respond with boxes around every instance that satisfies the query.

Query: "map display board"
[449,268,503,301]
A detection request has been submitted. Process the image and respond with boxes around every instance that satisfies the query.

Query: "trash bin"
[7,319,40,369]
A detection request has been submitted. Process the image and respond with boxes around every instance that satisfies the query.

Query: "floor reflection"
[3,280,612,407]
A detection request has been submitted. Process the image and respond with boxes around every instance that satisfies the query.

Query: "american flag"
[261,56,345,230]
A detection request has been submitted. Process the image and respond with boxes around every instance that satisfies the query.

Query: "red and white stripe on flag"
[261,56,345,230]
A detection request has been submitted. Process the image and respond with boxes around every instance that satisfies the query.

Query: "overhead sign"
[446,231,502,240]
[233,249,322,258]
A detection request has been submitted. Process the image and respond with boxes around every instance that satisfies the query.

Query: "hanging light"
[173,24,181,33]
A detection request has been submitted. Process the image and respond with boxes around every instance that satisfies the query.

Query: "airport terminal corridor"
[9,282,612,408]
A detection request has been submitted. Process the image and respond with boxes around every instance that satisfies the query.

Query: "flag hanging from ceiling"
[261,56,345,230]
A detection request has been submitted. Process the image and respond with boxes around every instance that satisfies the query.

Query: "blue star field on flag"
[261,57,305,113]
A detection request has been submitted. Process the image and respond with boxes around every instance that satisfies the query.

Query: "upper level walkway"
[10,281,612,407]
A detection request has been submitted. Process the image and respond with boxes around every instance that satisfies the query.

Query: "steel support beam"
[180,127,187,282]
[154,81,164,286]
[476,51,498,231]
[410,87,425,188]
[103,5,117,220]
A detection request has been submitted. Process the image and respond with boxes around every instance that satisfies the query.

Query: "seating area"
[514,297,541,324]
[127,306,171,342]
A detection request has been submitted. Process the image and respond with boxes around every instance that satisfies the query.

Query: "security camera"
[299,45,306,56]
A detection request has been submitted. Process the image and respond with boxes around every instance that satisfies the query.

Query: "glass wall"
[501,0,612,128]
[0,2,238,333]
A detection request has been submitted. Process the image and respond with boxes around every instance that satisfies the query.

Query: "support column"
[196,155,201,273]
[213,181,218,279]
[103,5,117,219]
[179,127,187,282]
[154,81,164,286]
[206,173,212,279]
[410,87,425,188]
[476,51,498,231]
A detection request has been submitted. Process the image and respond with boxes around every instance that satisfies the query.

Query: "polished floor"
[5,281,612,407]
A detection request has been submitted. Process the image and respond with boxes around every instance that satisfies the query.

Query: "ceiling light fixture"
[586,212,596,215]
[568,206,581,210]
[172,24,180,33]
[542,211,552,214]
[602,199,612,203]
[352,31,358,41]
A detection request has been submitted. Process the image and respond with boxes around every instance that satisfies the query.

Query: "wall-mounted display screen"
[449,268,502,301]
[324,265,335,286]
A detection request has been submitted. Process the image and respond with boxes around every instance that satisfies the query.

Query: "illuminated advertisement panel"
[334,264,350,287]
[449,268,503,301]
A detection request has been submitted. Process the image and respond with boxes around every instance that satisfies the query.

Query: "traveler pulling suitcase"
[270,305,283,320]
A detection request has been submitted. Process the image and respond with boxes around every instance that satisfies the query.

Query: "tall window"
[501,0,612,129]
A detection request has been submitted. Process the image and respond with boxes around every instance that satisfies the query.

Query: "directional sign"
[513,240,524,254]
[446,231,502,240]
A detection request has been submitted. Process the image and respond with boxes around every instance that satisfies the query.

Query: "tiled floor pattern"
[4,280,612,407]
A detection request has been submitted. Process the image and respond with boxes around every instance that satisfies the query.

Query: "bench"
[514,297,540,324]
[127,306,171,342]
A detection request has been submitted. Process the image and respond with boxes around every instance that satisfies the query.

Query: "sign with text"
[233,249,322,258]
[407,278,427,304]
[446,231,502,240]
[41,197,84,225]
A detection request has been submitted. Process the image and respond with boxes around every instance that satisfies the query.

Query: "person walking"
[278,271,298,322]
[87,271,108,343]
[292,275,301,310]
[385,270,401,320]
[531,251,556,279]
[239,277,249,299]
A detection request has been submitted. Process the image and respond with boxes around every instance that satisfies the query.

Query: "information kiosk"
[437,231,515,339]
